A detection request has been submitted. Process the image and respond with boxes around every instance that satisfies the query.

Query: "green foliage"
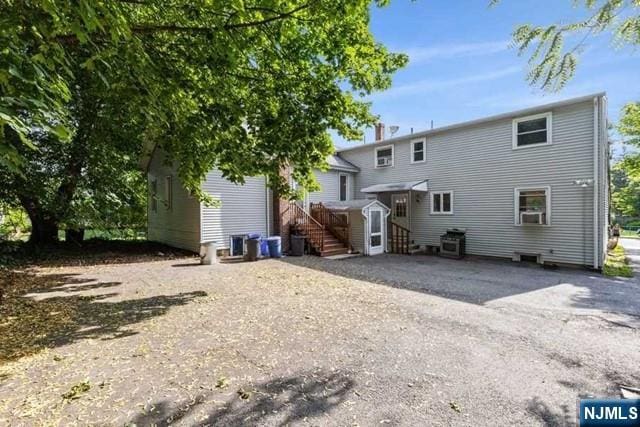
[491,0,640,91]
[2,0,407,205]
[604,243,633,278]
[620,102,640,147]
[612,101,640,219]
[0,206,30,240]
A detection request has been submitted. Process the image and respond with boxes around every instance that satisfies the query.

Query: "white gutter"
[593,97,599,269]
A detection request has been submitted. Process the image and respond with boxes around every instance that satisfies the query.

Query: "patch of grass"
[603,244,634,278]
[621,229,640,239]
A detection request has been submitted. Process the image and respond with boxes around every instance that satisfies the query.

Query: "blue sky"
[335,0,640,156]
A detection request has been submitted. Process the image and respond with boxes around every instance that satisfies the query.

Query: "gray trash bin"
[246,238,260,261]
[290,235,305,256]
[200,241,218,265]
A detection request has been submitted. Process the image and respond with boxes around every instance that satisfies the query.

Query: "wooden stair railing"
[281,202,325,253]
[309,202,351,250]
[390,221,410,254]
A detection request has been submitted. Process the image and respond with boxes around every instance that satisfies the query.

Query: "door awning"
[361,179,428,193]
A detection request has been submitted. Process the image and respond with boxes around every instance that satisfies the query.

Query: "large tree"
[1,1,407,244]
[492,0,640,91]
[612,102,640,219]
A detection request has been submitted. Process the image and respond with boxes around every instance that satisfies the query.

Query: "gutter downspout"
[593,97,599,270]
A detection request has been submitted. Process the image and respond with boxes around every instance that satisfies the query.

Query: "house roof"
[323,199,389,212]
[361,179,428,193]
[336,92,606,154]
[326,154,359,172]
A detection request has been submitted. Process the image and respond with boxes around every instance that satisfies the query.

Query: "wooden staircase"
[282,202,349,257]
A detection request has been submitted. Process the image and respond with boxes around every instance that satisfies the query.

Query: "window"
[150,179,158,213]
[230,235,245,256]
[394,196,407,218]
[164,175,173,210]
[339,174,348,201]
[375,145,394,168]
[411,138,426,163]
[515,187,550,225]
[513,112,552,149]
[431,191,453,215]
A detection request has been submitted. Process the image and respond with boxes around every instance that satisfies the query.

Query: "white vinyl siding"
[307,169,355,203]
[340,99,604,267]
[147,150,201,252]
[200,170,269,249]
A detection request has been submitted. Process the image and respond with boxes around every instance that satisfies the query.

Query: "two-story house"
[143,93,609,269]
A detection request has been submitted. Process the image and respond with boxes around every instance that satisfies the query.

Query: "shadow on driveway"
[0,269,206,363]
[128,369,355,426]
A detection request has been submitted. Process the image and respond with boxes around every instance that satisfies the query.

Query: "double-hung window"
[375,145,394,168]
[411,138,426,163]
[431,191,453,215]
[512,112,552,149]
[150,179,158,213]
[515,187,550,225]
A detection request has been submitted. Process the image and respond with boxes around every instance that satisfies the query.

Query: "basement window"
[230,235,245,257]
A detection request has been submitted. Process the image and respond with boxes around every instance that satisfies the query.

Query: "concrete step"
[321,248,349,257]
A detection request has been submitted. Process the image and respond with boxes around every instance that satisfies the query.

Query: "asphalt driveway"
[1,248,638,426]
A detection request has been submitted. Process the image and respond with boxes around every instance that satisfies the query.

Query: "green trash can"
[290,235,305,256]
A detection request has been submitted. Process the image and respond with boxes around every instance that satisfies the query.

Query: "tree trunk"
[65,228,85,245]
[28,214,59,245]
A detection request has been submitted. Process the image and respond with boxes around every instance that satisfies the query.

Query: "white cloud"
[375,66,521,100]
[402,40,511,64]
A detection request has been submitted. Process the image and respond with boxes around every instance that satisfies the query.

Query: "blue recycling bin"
[260,239,270,257]
[267,236,282,258]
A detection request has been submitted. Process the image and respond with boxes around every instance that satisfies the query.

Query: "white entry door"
[368,207,385,255]
[391,193,409,229]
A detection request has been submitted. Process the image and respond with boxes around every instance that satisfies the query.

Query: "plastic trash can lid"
[246,232,261,240]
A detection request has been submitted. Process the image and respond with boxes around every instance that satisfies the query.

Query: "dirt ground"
[0,246,639,426]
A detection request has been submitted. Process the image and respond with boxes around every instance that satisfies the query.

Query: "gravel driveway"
[1,251,639,426]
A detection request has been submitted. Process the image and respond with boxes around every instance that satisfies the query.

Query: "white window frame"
[512,112,552,150]
[411,138,426,164]
[338,173,349,201]
[229,235,245,256]
[430,191,454,215]
[514,186,551,226]
[374,144,394,168]
[164,175,173,211]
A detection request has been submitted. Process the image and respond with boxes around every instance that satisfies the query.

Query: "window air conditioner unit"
[377,157,391,167]
[520,211,543,224]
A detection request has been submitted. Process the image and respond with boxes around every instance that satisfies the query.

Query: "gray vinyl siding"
[308,169,355,203]
[340,98,606,267]
[147,150,201,252]
[200,170,270,249]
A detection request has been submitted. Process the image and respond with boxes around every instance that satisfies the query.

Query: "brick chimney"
[375,122,385,142]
